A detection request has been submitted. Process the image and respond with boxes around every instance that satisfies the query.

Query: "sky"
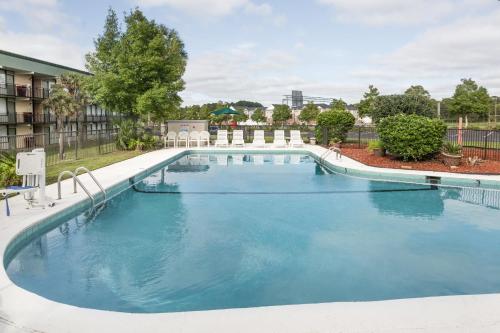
[0,0,499,106]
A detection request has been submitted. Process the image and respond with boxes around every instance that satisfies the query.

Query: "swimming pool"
[5,153,500,313]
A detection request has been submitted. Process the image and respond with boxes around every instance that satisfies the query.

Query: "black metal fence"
[0,130,119,166]
[341,127,500,161]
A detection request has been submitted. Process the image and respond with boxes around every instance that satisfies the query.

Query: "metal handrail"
[57,170,95,209]
[74,167,107,202]
[319,146,342,164]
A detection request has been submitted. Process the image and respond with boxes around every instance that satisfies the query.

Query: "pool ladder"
[319,146,342,165]
[57,167,107,211]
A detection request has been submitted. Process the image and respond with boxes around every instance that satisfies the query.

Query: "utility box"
[167,120,209,134]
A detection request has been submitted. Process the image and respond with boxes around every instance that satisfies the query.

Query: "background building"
[0,50,115,149]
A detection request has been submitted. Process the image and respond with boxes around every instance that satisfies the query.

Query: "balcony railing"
[33,113,57,123]
[33,87,50,99]
[0,84,15,96]
[15,85,31,98]
[86,115,109,122]
[16,112,33,124]
[0,113,16,124]
[0,84,49,99]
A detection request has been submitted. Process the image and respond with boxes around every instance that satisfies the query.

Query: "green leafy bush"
[442,142,462,155]
[116,119,137,150]
[316,110,355,143]
[371,94,435,123]
[367,140,384,151]
[0,152,21,187]
[377,114,446,161]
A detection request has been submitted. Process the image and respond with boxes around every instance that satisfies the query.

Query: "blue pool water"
[5,153,500,313]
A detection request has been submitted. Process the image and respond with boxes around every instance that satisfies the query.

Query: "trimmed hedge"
[316,110,355,143]
[377,114,446,161]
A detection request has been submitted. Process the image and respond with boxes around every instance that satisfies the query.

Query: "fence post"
[358,127,361,148]
[322,128,328,146]
[483,131,488,160]
[98,131,102,155]
[75,131,79,160]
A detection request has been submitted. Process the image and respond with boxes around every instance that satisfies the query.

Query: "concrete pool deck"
[1,145,500,333]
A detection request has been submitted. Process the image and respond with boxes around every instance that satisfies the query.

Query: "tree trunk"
[58,118,65,160]
[465,115,469,128]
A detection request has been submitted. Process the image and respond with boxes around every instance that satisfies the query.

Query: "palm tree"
[42,84,77,160]
[59,73,91,147]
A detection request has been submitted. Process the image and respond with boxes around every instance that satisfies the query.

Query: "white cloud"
[352,9,500,98]
[0,0,85,70]
[137,0,273,17]
[180,43,364,105]
[272,15,287,27]
[317,0,492,26]
[0,30,86,70]
[244,2,272,16]
[0,0,75,33]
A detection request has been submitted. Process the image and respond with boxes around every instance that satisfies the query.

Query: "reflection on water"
[6,153,500,313]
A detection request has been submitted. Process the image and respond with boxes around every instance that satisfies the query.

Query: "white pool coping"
[1,145,500,333]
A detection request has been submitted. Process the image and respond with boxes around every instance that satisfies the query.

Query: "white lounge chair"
[188,131,200,147]
[214,130,229,147]
[199,131,210,147]
[164,131,177,148]
[231,130,245,147]
[177,131,188,147]
[289,130,304,148]
[252,130,266,147]
[273,130,287,147]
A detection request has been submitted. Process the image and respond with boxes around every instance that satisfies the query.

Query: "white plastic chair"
[273,130,287,147]
[164,131,177,148]
[199,131,210,147]
[252,130,266,147]
[231,130,245,147]
[177,131,188,147]
[214,130,229,147]
[289,130,304,148]
[188,131,200,147]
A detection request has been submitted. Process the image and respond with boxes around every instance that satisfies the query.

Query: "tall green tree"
[449,78,491,127]
[330,99,347,111]
[299,102,320,123]
[59,73,91,146]
[251,108,266,123]
[86,8,187,121]
[405,85,430,98]
[233,112,249,123]
[42,84,78,159]
[358,85,379,117]
[272,105,292,126]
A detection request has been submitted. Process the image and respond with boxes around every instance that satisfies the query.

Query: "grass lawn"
[46,150,144,185]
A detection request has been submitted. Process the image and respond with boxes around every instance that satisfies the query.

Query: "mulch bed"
[340,146,500,175]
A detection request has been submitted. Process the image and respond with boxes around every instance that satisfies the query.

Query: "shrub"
[0,152,21,187]
[116,119,137,150]
[316,109,355,143]
[367,140,384,151]
[442,142,462,155]
[377,114,446,161]
[371,94,435,123]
